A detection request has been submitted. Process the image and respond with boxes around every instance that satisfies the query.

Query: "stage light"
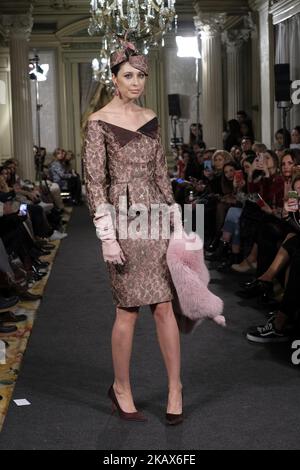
[176,36,201,59]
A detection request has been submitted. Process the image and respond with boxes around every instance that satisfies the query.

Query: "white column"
[250,0,274,147]
[2,12,35,180]
[222,14,256,122]
[225,40,244,120]
[251,20,261,141]
[194,13,226,149]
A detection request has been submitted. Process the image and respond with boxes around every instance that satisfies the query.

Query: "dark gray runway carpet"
[0,205,299,450]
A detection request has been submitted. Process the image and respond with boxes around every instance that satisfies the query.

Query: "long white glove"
[93,208,125,265]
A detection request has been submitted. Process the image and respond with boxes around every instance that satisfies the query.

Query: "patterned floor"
[0,208,72,431]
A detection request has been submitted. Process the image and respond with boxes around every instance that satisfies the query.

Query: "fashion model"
[82,40,183,425]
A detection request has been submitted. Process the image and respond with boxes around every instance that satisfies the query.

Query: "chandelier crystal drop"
[88,0,177,50]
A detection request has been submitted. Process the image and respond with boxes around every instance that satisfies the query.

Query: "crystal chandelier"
[91,37,113,86]
[88,1,177,52]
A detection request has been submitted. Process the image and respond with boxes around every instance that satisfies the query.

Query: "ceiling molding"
[56,17,88,38]
[194,0,250,15]
[270,0,300,24]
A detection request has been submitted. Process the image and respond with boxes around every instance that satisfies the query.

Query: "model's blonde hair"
[81,83,112,140]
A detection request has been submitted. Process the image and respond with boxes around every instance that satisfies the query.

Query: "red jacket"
[248,174,284,208]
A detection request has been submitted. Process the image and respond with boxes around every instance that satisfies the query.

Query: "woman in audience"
[213,155,257,269]
[290,126,300,149]
[275,128,291,149]
[183,149,201,180]
[189,123,204,147]
[232,150,283,277]
[237,175,300,300]
[252,143,267,156]
[205,161,239,258]
[49,148,82,205]
[230,146,243,166]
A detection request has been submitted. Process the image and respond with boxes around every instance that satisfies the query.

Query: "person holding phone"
[247,150,284,214]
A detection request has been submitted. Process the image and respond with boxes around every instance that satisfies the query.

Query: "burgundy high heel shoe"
[108,385,147,422]
[166,390,184,426]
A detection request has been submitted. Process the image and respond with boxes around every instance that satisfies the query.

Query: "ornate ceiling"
[0,1,264,37]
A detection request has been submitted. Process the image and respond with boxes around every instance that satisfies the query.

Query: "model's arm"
[154,132,176,205]
[82,121,109,217]
[82,121,125,264]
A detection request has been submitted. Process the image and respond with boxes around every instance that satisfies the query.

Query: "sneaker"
[246,317,290,343]
[48,230,68,241]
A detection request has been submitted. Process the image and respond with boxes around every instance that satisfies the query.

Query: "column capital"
[222,13,256,51]
[1,8,33,41]
[248,0,270,13]
[194,13,227,37]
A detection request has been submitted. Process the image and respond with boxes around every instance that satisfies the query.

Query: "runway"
[0,205,299,450]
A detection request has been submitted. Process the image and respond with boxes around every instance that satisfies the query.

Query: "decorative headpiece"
[110,35,148,76]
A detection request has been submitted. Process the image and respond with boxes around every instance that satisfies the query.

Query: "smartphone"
[204,160,212,171]
[19,203,28,216]
[256,153,264,167]
[256,193,267,208]
[175,178,185,183]
[287,191,299,211]
[234,170,244,184]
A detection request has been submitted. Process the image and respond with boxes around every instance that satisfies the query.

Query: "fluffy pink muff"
[167,230,225,333]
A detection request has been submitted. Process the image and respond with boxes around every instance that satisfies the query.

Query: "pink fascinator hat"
[110,35,148,76]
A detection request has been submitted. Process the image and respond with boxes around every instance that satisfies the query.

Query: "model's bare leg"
[111,306,139,412]
[151,301,182,414]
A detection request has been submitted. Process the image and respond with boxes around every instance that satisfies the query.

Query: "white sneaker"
[39,201,54,213]
[49,230,68,241]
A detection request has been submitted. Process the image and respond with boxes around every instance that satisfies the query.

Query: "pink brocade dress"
[82,117,176,308]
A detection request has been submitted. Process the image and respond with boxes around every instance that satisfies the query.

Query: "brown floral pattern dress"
[82,117,176,308]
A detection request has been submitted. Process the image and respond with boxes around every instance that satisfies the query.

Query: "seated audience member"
[252,143,267,156]
[241,136,254,153]
[246,244,300,343]
[205,161,239,256]
[275,145,286,162]
[290,126,300,149]
[63,150,83,205]
[189,123,206,150]
[237,175,300,300]
[275,128,291,149]
[48,148,81,205]
[184,150,203,181]
[230,146,243,166]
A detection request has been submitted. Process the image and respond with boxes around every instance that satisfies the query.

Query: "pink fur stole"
[166,231,225,334]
